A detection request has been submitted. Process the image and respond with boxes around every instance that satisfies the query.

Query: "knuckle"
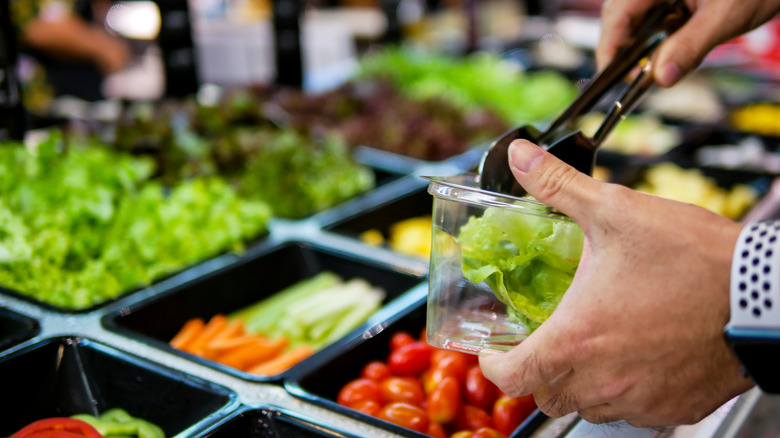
[536,391,575,418]
[482,356,526,398]
[498,374,525,398]
[532,161,580,203]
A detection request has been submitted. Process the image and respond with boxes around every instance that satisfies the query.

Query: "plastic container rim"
[423,174,577,223]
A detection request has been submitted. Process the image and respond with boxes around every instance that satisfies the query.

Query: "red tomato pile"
[337,330,537,438]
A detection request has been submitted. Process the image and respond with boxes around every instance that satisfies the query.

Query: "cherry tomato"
[426,376,462,425]
[450,431,474,438]
[378,402,430,433]
[472,427,503,438]
[455,405,492,432]
[351,399,382,417]
[11,418,102,438]
[465,365,499,411]
[390,332,416,351]
[419,327,428,342]
[421,368,437,394]
[360,361,393,382]
[492,394,537,436]
[380,376,425,407]
[388,342,431,377]
[431,349,478,371]
[337,378,384,407]
[430,351,469,384]
[426,420,448,438]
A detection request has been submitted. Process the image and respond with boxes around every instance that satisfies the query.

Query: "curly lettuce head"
[458,206,584,331]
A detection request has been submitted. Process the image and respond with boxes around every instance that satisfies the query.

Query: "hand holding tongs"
[479,0,691,198]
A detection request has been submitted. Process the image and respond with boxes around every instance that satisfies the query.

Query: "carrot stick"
[217,337,289,371]
[203,319,246,358]
[247,344,315,375]
[184,314,228,356]
[170,318,205,350]
[210,335,265,357]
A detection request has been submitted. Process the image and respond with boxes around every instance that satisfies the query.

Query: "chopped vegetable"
[731,102,780,137]
[10,418,102,438]
[356,47,578,125]
[168,318,205,350]
[0,133,271,309]
[228,272,386,349]
[246,344,315,375]
[169,314,291,374]
[168,273,387,374]
[633,163,758,219]
[240,131,375,218]
[361,216,432,259]
[71,408,165,438]
[457,207,584,331]
[11,410,165,438]
[577,113,682,156]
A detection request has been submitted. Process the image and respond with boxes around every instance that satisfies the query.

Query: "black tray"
[199,406,361,437]
[284,297,547,438]
[103,240,427,382]
[0,336,235,437]
[325,187,433,243]
[0,307,39,352]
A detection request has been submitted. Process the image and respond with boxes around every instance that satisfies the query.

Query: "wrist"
[725,221,780,393]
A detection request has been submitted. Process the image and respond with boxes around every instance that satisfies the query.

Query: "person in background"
[11,0,130,114]
[478,0,780,428]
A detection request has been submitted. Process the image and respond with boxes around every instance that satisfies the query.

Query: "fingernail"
[509,140,544,173]
[658,61,682,87]
[478,349,498,357]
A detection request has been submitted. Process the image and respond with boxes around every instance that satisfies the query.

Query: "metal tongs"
[479,0,691,198]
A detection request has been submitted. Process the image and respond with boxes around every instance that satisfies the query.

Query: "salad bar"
[1,45,780,438]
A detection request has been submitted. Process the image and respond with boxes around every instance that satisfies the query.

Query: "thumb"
[508,140,600,225]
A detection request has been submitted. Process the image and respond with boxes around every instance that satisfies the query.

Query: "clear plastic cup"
[425,174,584,354]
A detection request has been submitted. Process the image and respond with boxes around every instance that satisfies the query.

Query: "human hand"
[478,140,754,428]
[596,0,780,87]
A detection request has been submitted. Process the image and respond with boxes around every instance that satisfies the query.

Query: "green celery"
[229,272,341,333]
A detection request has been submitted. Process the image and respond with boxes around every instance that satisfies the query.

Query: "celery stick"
[317,295,382,348]
[313,285,385,347]
[230,272,341,333]
[291,280,373,326]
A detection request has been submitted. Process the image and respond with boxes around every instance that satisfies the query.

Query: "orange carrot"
[203,319,246,358]
[217,337,289,371]
[184,314,228,356]
[210,334,266,357]
[247,344,315,375]
[169,318,205,350]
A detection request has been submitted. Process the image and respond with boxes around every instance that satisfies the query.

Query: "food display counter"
[2,134,779,437]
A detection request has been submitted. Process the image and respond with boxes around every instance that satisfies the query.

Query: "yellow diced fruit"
[360,229,385,247]
[389,216,432,259]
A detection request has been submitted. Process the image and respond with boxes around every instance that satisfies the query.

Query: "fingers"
[479,315,573,398]
[508,140,601,226]
[595,0,663,71]
[654,4,755,87]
